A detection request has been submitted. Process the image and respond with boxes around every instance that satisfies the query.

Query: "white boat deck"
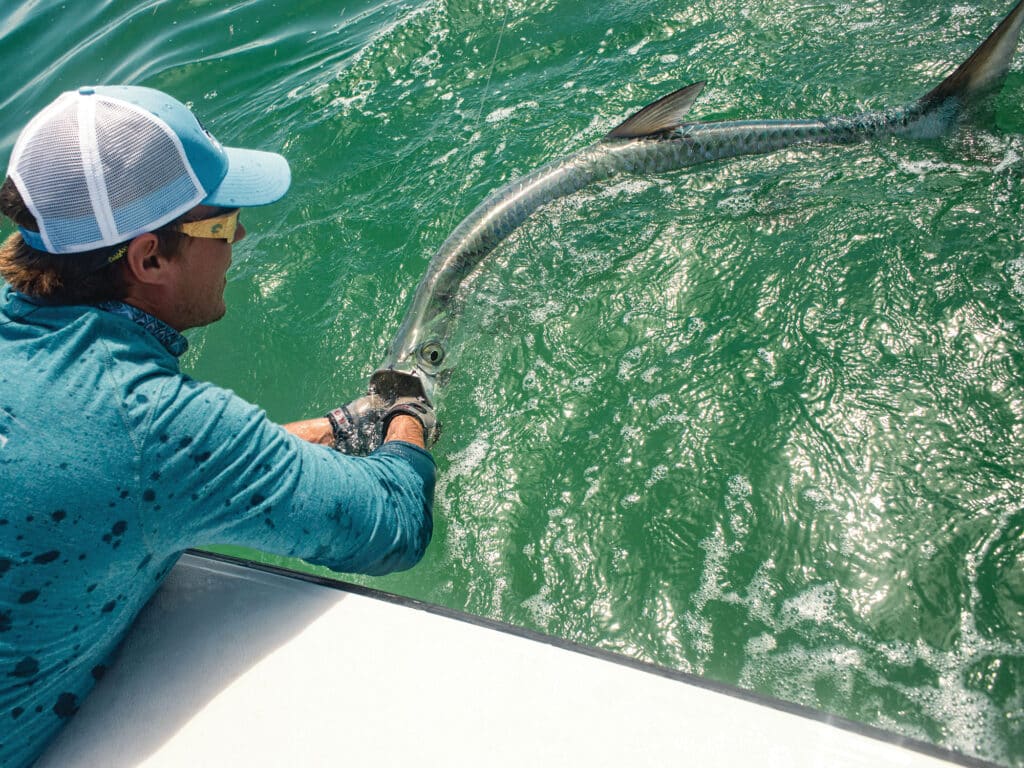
[37,552,986,767]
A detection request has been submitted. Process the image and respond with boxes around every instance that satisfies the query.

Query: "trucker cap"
[7,85,291,254]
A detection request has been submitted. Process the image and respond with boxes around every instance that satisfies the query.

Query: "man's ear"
[123,233,172,287]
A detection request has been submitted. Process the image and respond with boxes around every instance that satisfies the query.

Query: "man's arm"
[145,376,435,576]
[284,414,425,449]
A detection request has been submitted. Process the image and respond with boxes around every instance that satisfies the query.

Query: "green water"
[3,0,1023,763]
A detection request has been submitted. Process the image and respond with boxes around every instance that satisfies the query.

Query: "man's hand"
[383,396,440,448]
[327,393,389,455]
[285,370,440,454]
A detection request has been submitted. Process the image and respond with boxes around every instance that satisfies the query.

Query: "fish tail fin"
[920,0,1024,111]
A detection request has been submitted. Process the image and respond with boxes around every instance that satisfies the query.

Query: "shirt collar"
[97,301,189,357]
[0,286,189,358]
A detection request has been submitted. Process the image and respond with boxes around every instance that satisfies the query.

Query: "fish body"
[379,1,1024,400]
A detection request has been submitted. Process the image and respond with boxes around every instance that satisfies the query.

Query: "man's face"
[167,205,246,331]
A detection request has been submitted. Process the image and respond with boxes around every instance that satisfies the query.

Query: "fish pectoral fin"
[605,81,706,139]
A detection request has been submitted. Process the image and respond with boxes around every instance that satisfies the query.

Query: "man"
[0,85,438,767]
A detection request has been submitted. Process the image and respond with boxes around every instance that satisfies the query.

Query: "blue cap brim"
[202,146,291,208]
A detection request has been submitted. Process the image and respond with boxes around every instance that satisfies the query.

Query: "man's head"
[0,85,290,323]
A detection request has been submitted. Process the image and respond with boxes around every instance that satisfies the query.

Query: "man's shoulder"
[144,373,272,446]
[0,288,183,364]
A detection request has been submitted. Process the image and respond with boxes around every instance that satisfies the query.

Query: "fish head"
[382,302,460,398]
[379,333,454,402]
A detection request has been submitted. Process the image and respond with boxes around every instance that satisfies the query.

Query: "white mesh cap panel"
[11,96,104,253]
[95,98,202,240]
[8,85,288,254]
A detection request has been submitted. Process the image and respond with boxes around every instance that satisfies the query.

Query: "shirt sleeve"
[134,373,435,576]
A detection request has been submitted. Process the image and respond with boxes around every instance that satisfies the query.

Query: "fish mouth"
[368,366,434,403]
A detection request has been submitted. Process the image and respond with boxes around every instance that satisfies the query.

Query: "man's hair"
[0,177,185,304]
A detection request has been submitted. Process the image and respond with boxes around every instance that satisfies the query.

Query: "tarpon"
[374,1,1024,402]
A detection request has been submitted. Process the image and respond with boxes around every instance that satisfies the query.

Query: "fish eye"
[418,341,445,367]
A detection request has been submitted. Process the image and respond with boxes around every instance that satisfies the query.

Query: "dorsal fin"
[920,0,1024,108]
[605,81,706,139]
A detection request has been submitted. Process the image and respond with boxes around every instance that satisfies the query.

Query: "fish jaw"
[368,365,439,405]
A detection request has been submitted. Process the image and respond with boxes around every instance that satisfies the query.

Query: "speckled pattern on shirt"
[0,284,435,767]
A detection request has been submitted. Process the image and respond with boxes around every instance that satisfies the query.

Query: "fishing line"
[442,0,511,235]
[475,3,510,127]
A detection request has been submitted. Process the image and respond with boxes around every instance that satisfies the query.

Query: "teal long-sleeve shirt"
[0,284,435,767]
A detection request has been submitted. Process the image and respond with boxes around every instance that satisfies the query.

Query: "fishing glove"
[327,393,390,456]
[383,396,441,448]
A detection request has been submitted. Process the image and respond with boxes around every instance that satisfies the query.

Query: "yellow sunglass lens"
[179,209,240,241]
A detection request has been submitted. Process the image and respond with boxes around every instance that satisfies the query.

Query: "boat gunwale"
[187,549,998,768]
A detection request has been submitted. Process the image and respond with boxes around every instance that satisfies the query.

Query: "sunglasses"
[105,208,242,265]
[178,208,241,241]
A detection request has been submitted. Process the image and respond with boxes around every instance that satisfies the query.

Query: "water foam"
[1007,258,1024,301]
[485,101,539,124]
